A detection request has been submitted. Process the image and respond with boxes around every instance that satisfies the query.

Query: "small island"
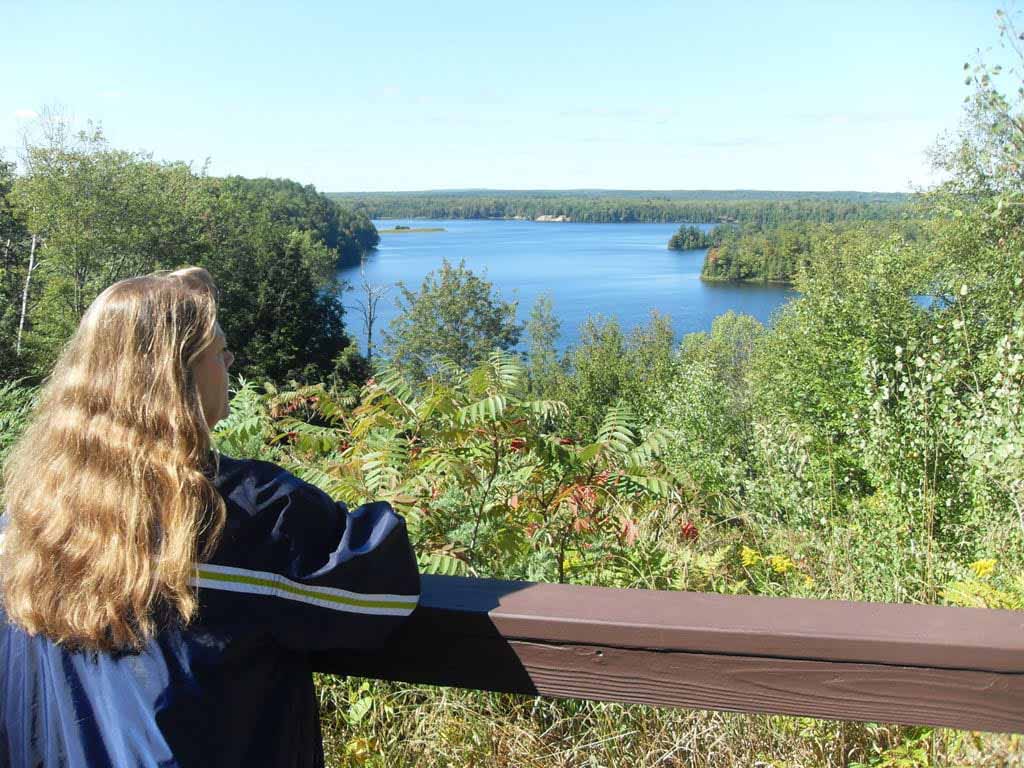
[667,224,718,250]
[377,225,447,234]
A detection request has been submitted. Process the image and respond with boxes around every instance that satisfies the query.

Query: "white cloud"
[14,109,38,119]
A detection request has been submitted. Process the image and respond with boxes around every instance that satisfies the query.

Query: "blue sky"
[0,1,1013,192]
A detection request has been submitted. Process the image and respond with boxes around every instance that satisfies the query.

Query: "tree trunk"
[355,275,387,366]
[16,235,38,357]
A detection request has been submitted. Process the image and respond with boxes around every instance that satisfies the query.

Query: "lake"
[336,219,797,353]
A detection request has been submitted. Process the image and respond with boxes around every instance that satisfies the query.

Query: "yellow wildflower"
[803,575,815,588]
[345,737,373,764]
[969,558,997,579]
[767,555,796,575]
[740,546,762,567]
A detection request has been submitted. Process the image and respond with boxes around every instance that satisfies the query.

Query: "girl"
[0,267,419,767]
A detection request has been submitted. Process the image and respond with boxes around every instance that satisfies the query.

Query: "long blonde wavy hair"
[1,267,227,652]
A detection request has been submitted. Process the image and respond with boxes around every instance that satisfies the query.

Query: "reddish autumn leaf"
[509,438,527,452]
[569,485,596,514]
[680,520,699,542]
[508,494,520,509]
[619,516,639,546]
[558,437,575,446]
[572,516,593,533]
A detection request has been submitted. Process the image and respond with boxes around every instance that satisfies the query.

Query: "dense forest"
[697,220,926,283]
[0,128,377,385]
[3,24,1024,767]
[329,190,911,226]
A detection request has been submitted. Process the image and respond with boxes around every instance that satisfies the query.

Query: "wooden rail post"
[313,575,1024,733]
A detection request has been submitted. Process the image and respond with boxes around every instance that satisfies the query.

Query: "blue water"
[336,219,797,353]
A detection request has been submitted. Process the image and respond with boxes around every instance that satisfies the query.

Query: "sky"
[0,1,1016,193]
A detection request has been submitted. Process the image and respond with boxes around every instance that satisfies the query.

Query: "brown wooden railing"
[312,575,1024,733]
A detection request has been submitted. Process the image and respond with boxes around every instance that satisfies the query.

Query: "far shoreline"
[377,226,447,234]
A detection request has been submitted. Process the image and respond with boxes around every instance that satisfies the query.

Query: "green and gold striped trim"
[191,563,418,616]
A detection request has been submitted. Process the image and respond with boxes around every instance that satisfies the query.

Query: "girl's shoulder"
[211,454,312,509]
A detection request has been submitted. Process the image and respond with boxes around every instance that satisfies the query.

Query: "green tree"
[679,311,764,412]
[384,259,521,378]
[524,292,561,396]
[0,155,32,379]
[667,224,716,250]
[12,122,208,370]
[7,117,373,387]
[556,313,675,441]
[209,230,360,383]
[558,317,629,439]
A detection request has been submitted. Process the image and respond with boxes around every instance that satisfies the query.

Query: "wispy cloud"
[13,109,38,119]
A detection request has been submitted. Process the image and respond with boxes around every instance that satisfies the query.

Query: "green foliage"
[667,224,719,250]
[220,351,674,583]
[6,121,376,386]
[207,229,361,383]
[208,175,378,267]
[211,378,281,461]
[700,220,923,283]
[0,155,31,379]
[12,125,208,369]
[849,727,934,768]
[653,313,765,515]
[383,259,521,379]
[551,313,676,441]
[523,292,561,396]
[0,382,36,484]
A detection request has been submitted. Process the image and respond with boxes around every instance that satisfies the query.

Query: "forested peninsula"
[329,189,911,226]
[694,219,925,284]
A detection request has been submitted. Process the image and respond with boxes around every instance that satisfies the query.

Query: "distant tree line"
[0,122,377,385]
[329,191,912,226]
